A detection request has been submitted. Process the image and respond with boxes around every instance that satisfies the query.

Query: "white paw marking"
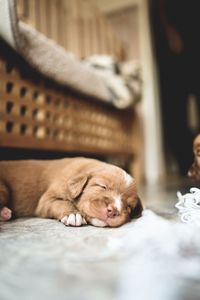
[61,213,87,227]
[114,195,122,211]
[90,218,107,227]
[67,214,76,226]
[123,170,133,185]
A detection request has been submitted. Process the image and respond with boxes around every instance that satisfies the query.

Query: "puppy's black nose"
[107,205,119,218]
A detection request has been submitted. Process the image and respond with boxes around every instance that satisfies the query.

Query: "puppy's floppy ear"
[131,196,143,218]
[68,175,89,200]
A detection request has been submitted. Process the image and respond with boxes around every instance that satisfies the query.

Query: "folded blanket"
[83,55,142,109]
[0,0,142,109]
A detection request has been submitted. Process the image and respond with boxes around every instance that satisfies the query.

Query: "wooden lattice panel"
[0,56,134,156]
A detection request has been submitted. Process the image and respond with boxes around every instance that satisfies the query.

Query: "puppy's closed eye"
[92,183,107,190]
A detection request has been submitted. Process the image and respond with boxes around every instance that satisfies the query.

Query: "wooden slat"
[0,132,134,156]
[0,113,128,144]
[0,91,129,131]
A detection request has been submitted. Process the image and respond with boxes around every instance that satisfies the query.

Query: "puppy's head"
[188,134,200,182]
[68,165,143,227]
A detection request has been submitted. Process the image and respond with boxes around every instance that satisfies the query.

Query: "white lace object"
[176,187,200,225]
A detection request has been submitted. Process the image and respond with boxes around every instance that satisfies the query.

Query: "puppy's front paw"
[61,213,87,227]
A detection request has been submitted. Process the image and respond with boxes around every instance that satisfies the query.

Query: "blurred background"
[0,0,199,187]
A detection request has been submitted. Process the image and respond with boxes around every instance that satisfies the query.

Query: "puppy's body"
[0,160,49,216]
[0,157,142,227]
[0,158,87,217]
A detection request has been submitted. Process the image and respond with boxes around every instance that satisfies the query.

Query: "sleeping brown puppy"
[0,157,143,227]
[188,134,200,183]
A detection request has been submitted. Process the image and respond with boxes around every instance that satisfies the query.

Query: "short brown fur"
[0,157,143,227]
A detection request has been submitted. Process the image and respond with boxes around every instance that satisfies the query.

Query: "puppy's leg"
[0,182,12,221]
[35,189,87,226]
